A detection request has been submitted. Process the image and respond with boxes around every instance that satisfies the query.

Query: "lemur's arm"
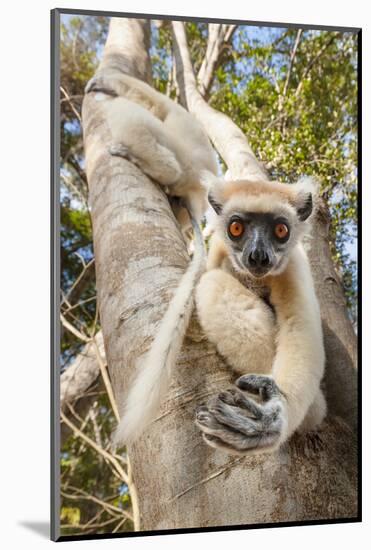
[196,268,276,376]
[265,244,326,436]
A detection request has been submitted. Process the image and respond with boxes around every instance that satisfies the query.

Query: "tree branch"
[62,258,95,308]
[61,410,130,485]
[61,331,104,409]
[197,24,237,99]
[172,21,266,181]
[60,85,82,123]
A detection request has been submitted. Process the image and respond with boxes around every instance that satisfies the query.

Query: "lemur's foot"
[85,74,118,97]
[195,375,287,455]
[109,143,131,159]
[108,143,152,175]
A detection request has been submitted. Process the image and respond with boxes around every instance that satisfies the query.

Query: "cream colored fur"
[90,71,217,220]
[195,177,326,451]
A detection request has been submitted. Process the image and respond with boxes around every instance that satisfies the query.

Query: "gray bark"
[81,18,358,531]
[60,331,104,410]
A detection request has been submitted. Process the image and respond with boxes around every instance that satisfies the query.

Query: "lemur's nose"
[248,248,270,267]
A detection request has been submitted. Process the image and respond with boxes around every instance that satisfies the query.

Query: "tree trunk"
[307,204,358,430]
[82,18,358,531]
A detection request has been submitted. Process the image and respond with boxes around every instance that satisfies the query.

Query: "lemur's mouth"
[245,265,273,279]
[232,254,274,279]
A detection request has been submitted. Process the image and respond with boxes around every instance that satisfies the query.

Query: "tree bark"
[60,331,104,411]
[81,18,358,531]
[307,205,358,429]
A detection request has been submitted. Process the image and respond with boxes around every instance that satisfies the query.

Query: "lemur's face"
[208,178,314,279]
[222,210,296,278]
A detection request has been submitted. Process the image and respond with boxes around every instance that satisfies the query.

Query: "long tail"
[113,210,206,446]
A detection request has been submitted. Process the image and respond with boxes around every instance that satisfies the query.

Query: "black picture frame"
[51,8,362,542]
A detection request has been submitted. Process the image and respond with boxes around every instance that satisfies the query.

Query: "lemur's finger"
[211,392,264,422]
[212,399,282,436]
[196,411,259,448]
[219,388,264,417]
[236,374,281,401]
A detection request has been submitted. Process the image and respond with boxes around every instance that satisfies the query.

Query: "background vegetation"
[59,15,358,535]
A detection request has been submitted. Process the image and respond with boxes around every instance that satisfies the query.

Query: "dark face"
[225,212,291,278]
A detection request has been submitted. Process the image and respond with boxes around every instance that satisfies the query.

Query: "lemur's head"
[203,174,317,278]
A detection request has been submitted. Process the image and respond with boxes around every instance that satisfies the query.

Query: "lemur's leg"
[106,98,182,186]
[196,268,276,375]
[85,74,182,186]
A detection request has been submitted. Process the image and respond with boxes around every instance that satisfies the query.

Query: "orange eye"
[274,223,289,239]
[228,220,244,238]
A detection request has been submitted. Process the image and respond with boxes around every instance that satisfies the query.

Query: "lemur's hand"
[195,375,288,455]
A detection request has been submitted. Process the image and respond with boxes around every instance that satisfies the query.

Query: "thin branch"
[89,403,103,449]
[282,29,302,98]
[62,258,95,307]
[60,172,88,207]
[63,296,97,315]
[295,34,338,97]
[60,313,90,343]
[61,488,132,521]
[112,517,128,533]
[127,457,140,533]
[91,336,120,422]
[60,85,82,123]
[61,516,120,532]
[169,456,245,501]
[61,410,129,485]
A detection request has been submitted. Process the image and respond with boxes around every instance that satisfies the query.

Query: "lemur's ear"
[296,192,313,221]
[294,177,318,221]
[200,171,225,215]
[208,191,223,214]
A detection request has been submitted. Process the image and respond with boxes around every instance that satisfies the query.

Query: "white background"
[0,0,368,547]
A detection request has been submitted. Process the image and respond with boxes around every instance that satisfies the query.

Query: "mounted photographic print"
[51,8,361,542]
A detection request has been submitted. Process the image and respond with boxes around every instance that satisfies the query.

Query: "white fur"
[196,269,276,375]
